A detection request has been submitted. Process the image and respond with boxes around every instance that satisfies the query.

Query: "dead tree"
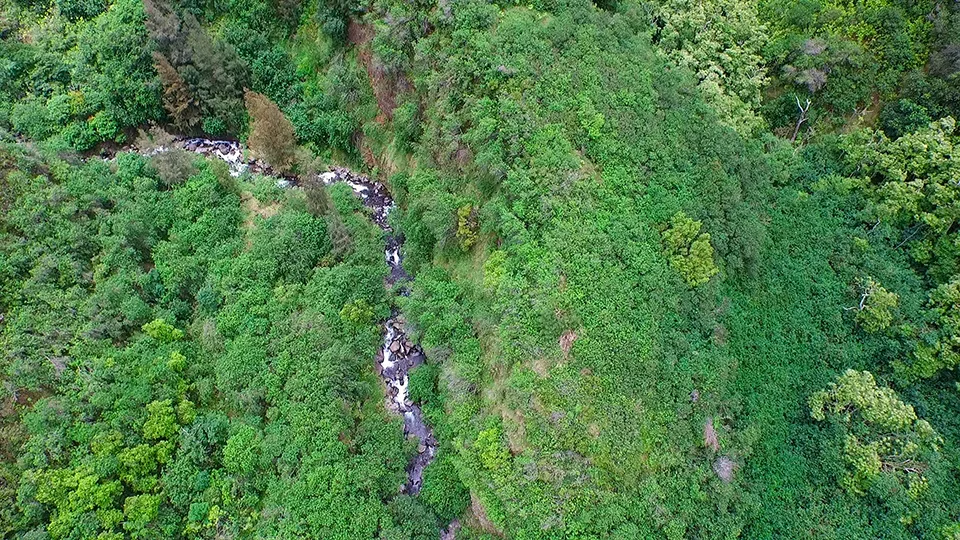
[791,96,812,143]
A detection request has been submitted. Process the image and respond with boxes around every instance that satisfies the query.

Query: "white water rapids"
[169,138,440,494]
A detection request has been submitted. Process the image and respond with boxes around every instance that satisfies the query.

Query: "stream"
[173,139,439,495]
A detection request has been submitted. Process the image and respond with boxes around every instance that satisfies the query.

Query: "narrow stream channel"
[175,139,439,494]
[319,166,439,495]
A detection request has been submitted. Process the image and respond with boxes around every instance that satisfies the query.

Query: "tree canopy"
[3,0,960,537]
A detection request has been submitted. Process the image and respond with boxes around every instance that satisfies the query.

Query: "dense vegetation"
[2,0,960,537]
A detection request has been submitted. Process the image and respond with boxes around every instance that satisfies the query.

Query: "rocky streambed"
[318,166,438,494]
[174,139,439,494]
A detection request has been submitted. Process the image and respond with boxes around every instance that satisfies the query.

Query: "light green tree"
[456,204,479,251]
[118,445,159,493]
[475,427,511,473]
[123,494,161,536]
[142,399,178,440]
[223,424,261,476]
[662,211,720,287]
[32,466,123,539]
[142,319,184,342]
[809,370,941,496]
[904,277,960,379]
[650,0,768,134]
[847,277,899,332]
[843,118,960,239]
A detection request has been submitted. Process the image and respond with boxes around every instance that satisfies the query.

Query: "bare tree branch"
[791,96,812,143]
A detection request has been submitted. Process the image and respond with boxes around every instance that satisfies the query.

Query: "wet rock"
[320,171,338,183]
[168,137,441,498]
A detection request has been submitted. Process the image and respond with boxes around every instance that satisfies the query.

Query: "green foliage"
[852,278,900,333]
[143,399,179,440]
[420,451,470,523]
[384,495,440,540]
[143,319,184,342]
[880,99,933,139]
[649,0,769,133]
[456,204,479,251]
[339,298,375,325]
[474,427,510,473]
[2,0,163,149]
[391,1,960,537]
[5,0,960,537]
[844,117,960,242]
[576,93,605,140]
[0,143,410,538]
[222,423,259,475]
[907,277,960,378]
[810,370,941,501]
[393,98,422,152]
[123,494,161,535]
[662,211,720,287]
[145,0,249,134]
[759,0,936,130]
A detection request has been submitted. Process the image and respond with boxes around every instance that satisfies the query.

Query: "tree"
[650,0,768,133]
[143,399,178,440]
[842,117,960,285]
[328,215,353,260]
[137,127,199,186]
[455,204,478,251]
[420,452,469,523]
[145,0,248,133]
[153,52,200,130]
[846,277,899,332]
[245,90,297,173]
[123,494,161,536]
[843,118,960,239]
[304,177,334,217]
[904,277,960,379]
[223,424,260,476]
[809,370,942,496]
[880,99,932,139]
[142,319,184,342]
[662,211,720,287]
